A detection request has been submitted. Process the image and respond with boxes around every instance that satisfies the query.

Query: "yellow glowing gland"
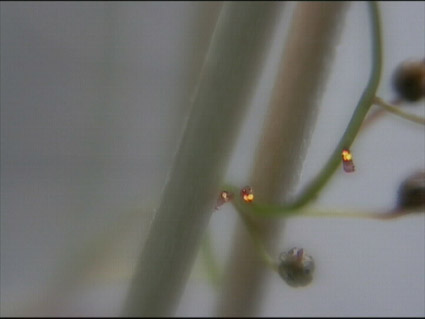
[341,148,355,173]
[243,193,254,202]
[241,186,254,203]
[342,149,353,162]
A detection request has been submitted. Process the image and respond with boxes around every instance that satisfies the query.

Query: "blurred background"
[1,1,424,316]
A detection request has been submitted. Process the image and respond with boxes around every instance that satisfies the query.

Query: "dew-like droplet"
[240,186,254,203]
[342,148,355,173]
[215,190,234,210]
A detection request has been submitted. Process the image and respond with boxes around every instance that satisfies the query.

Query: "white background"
[1,1,424,316]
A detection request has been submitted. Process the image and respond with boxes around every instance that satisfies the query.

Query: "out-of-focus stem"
[201,231,222,288]
[216,2,349,316]
[122,3,282,316]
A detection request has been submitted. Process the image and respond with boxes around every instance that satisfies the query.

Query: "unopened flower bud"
[278,247,315,287]
[392,59,425,102]
[397,171,425,210]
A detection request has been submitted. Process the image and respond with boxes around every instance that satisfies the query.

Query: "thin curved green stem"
[216,3,421,275]
[373,96,425,125]
[224,1,383,217]
[286,1,382,210]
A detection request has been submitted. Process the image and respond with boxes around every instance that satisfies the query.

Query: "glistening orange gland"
[341,148,355,173]
[241,186,254,203]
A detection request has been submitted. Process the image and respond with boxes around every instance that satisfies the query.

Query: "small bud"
[397,171,425,210]
[278,247,315,287]
[215,190,234,210]
[241,186,254,203]
[392,59,425,102]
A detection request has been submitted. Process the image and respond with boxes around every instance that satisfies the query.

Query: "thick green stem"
[122,3,281,316]
[200,232,222,288]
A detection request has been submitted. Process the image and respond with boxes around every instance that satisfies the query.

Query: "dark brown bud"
[392,59,425,102]
[397,171,425,210]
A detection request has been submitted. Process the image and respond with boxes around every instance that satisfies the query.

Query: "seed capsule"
[240,186,254,203]
[392,59,425,102]
[397,171,425,210]
[341,148,355,173]
[278,247,315,288]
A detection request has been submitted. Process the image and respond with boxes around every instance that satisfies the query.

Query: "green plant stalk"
[236,1,383,217]
[287,1,383,210]
[122,3,282,316]
[374,96,425,125]
[218,4,384,312]
[294,207,420,220]
[217,2,349,316]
